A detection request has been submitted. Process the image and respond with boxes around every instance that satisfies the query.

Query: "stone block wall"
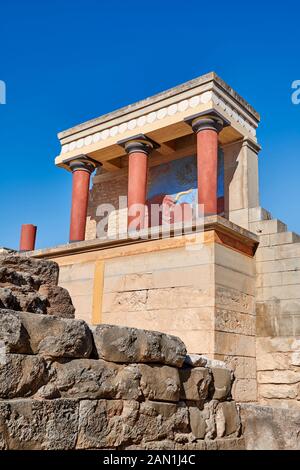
[0,256,243,450]
[35,222,258,404]
[214,243,256,402]
[253,213,300,409]
[100,236,257,403]
[240,404,300,449]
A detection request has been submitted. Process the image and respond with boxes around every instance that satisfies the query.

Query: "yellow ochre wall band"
[92,260,104,325]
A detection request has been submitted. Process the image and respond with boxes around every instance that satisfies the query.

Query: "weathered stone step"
[249,207,272,223]
[269,231,300,246]
[250,219,287,235]
[258,231,300,247]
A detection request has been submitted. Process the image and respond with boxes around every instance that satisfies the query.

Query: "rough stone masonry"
[0,253,243,450]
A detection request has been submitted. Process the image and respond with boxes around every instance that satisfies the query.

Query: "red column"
[19,224,37,251]
[192,115,224,216]
[69,159,95,242]
[125,139,153,231]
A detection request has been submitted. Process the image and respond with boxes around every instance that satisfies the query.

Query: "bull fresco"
[146,152,224,225]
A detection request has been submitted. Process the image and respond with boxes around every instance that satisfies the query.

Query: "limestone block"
[241,404,300,450]
[269,231,300,246]
[59,279,93,296]
[152,265,213,290]
[281,270,300,285]
[69,295,92,323]
[258,383,299,400]
[92,324,186,367]
[215,402,240,437]
[214,244,255,276]
[216,356,256,380]
[257,370,300,384]
[38,285,75,318]
[257,285,300,302]
[77,399,189,449]
[256,336,300,354]
[276,243,300,260]
[248,207,272,223]
[216,286,255,315]
[104,272,153,293]
[0,310,30,353]
[257,352,292,371]
[188,406,206,438]
[179,367,211,401]
[256,300,279,337]
[211,367,232,400]
[215,308,255,335]
[38,359,142,400]
[139,364,180,402]
[257,234,271,247]
[291,351,300,366]
[256,258,300,274]
[0,399,78,450]
[58,262,95,283]
[281,298,300,316]
[122,307,214,332]
[102,291,148,313]
[19,312,93,358]
[146,287,214,310]
[0,254,59,286]
[173,329,214,355]
[209,437,245,450]
[104,246,213,277]
[215,265,255,296]
[256,272,282,288]
[255,247,276,262]
[0,354,47,398]
[250,219,287,235]
[229,209,249,230]
[215,331,255,357]
[232,378,257,402]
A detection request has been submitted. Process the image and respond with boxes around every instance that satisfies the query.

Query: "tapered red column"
[69,158,96,242]
[192,115,224,216]
[124,139,154,231]
[19,224,37,251]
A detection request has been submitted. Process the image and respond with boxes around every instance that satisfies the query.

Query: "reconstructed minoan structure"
[1,254,299,450]
[12,72,300,414]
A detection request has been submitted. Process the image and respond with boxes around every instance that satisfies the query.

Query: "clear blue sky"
[1,0,300,249]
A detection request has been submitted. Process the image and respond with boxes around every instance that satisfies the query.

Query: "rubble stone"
[19,312,92,358]
[0,310,30,353]
[37,359,142,400]
[0,354,47,398]
[39,285,75,319]
[179,367,211,401]
[0,254,59,286]
[211,367,233,400]
[93,324,186,367]
[139,364,180,402]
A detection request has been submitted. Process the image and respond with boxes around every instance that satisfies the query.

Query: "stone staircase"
[249,207,300,409]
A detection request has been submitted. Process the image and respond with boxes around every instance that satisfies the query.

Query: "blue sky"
[0,0,300,249]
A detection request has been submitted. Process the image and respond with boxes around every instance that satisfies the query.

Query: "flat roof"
[58,72,260,141]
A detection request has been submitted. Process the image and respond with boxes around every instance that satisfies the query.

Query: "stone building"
[22,72,300,410]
